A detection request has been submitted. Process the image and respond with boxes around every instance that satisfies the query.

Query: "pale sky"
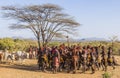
[0,0,120,40]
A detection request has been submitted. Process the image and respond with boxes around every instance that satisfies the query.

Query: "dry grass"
[0,56,120,78]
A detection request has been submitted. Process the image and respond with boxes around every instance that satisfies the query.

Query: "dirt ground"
[0,56,120,78]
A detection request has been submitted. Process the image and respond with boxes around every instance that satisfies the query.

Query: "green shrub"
[102,72,111,78]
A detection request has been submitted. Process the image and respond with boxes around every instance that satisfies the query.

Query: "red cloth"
[54,57,59,67]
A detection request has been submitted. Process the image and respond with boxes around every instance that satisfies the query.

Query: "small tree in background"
[109,36,118,54]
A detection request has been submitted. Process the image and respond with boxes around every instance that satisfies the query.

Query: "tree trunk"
[37,37,41,55]
[44,40,48,47]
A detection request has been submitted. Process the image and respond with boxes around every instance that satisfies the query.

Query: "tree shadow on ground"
[0,63,39,72]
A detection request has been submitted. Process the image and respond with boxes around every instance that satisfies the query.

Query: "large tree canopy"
[2,4,80,53]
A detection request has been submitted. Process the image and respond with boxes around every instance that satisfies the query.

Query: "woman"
[52,46,60,74]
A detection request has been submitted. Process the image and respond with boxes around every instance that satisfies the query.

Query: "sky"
[0,0,120,40]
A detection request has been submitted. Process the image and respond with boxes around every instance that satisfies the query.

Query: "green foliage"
[48,42,61,47]
[0,38,15,51]
[14,39,37,51]
[0,37,120,55]
[0,38,37,52]
[102,72,112,78]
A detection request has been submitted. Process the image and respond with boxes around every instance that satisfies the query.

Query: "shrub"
[102,72,111,78]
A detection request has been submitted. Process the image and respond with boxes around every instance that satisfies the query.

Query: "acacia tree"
[2,4,80,54]
[109,36,118,52]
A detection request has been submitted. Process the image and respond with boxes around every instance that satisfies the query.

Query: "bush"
[0,38,37,52]
[102,72,111,78]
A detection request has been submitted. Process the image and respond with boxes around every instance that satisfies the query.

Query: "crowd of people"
[37,44,117,74]
[0,44,118,74]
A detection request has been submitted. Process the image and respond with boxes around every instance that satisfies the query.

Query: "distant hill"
[78,37,108,42]
[51,37,108,42]
[11,36,109,42]
[12,36,36,40]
